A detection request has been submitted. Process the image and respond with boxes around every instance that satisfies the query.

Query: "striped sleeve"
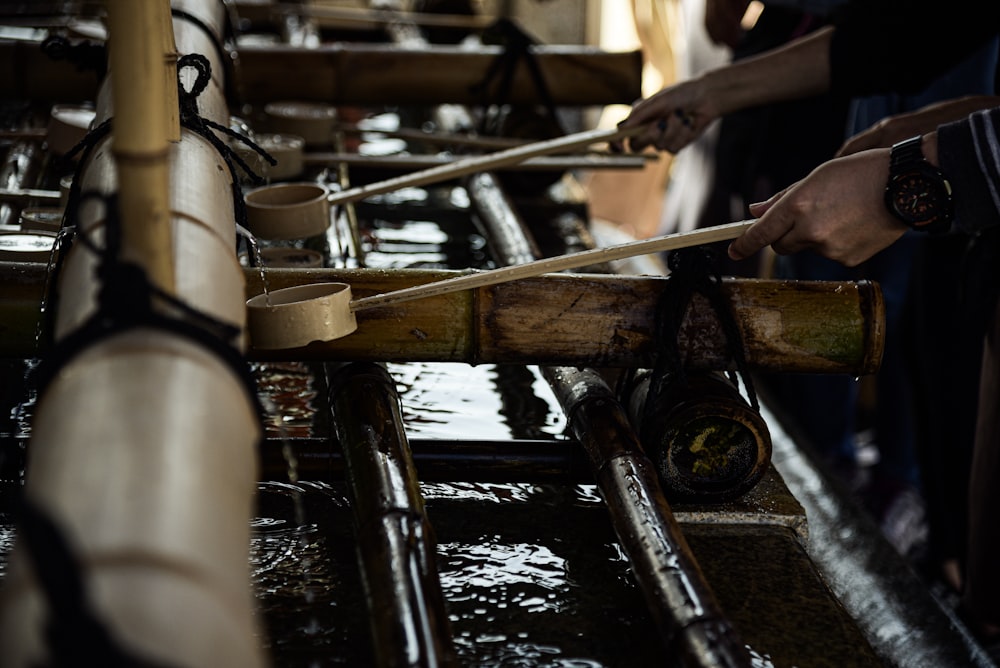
[938,107,1000,235]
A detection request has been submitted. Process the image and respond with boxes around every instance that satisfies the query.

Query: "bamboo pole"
[106,0,175,293]
[327,362,458,667]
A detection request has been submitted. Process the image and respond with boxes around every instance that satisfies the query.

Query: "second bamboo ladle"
[246,220,756,349]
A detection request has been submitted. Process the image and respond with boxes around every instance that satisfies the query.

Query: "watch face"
[887,170,952,229]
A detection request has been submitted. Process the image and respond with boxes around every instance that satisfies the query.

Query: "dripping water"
[236,223,272,306]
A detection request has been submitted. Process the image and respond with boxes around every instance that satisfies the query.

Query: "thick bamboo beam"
[244,268,883,373]
[0,263,884,372]
[235,43,642,106]
[327,362,458,668]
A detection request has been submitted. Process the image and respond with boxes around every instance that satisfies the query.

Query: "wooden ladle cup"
[246,220,756,350]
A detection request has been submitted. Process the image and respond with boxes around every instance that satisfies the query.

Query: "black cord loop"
[174,53,275,236]
[643,247,759,429]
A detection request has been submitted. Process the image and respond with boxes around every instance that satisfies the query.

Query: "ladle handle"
[327,124,647,207]
[350,220,756,312]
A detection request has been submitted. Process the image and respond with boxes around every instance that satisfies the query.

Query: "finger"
[654,110,698,153]
[727,214,794,261]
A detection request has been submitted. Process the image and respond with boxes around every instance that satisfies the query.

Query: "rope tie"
[175,53,275,234]
[471,18,564,137]
[643,246,759,429]
[34,190,264,420]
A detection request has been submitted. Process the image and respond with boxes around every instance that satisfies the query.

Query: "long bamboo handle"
[327,124,646,207]
[350,220,755,312]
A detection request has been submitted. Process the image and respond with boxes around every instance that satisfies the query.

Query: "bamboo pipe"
[325,125,646,207]
[544,366,752,666]
[106,0,175,293]
[327,362,458,667]
[0,2,266,666]
[259,437,593,483]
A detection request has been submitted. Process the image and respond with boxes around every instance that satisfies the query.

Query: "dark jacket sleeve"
[829,1,1000,97]
[938,107,1000,235]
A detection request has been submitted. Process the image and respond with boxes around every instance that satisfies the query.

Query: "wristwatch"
[884,135,954,233]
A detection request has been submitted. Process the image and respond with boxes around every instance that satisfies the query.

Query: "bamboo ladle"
[246,220,756,350]
[325,124,650,207]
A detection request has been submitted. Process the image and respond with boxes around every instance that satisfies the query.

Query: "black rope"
[33,189,266,426]
[170,9,230,81]
[643,247,759,428]
[40,34,107,79]
[18,500,175,668]
[175,53,275,233]
[471,18,564,136]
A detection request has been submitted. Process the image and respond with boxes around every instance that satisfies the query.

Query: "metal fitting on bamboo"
[326,362,458,668]
[623,370,772,503]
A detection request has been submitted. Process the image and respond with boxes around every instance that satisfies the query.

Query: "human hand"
[727,149,909,267]
[610,78,717,154]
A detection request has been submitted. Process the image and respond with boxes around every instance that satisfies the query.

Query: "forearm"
[699,26,833,115]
